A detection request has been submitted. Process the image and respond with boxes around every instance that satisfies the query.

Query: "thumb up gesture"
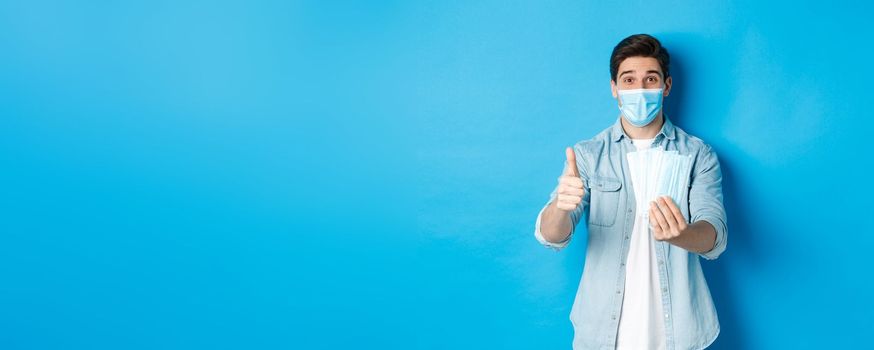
[555,147,585,212]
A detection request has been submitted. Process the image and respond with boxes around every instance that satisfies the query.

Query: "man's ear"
[663,76,672,97]
[611,79,618,98]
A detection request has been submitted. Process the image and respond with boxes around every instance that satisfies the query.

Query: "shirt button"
[662,287,667,292]
[625,235,629,240]
[658,260,663,265]
[627,209,632,213]
[612,315,616,320]
[616,290,621,294]
[665,313,669,319]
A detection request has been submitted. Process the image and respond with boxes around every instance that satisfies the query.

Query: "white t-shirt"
[615,138,667,350]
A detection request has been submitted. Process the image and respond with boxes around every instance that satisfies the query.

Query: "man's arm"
[539,200,575,244]
[534,147,587,251]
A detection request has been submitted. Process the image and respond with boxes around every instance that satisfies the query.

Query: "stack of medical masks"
[626,148,693,210]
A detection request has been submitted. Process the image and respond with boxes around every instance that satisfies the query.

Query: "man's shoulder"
[572,124,615,153]
[672,124,714,153]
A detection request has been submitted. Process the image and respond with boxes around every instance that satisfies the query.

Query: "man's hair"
[609,34,670,82]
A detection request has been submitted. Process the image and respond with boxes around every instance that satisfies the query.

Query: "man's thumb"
[565,147,579,177]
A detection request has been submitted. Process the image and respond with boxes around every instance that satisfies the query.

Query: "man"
[534,34,727,350]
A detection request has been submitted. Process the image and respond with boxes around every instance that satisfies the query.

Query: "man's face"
[610,56,672,99]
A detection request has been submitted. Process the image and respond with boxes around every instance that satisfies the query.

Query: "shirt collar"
[610,114,677,142]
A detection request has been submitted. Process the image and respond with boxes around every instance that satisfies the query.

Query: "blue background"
[1,1,871,349]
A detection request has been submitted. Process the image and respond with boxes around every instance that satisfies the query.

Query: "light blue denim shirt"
[534,116,727,350]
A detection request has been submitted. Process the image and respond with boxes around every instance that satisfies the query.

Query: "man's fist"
[555,147,585,212]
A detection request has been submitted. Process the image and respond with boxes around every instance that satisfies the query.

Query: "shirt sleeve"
[534,145,589,251]
[689,144,728,260]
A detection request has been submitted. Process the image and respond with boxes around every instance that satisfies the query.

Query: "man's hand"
[538,146,585,246]
[649,195,687,241]
[648,195,718,254]
[555,147,585,212]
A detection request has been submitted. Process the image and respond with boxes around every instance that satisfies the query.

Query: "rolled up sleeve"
[534,201,572,250]
[689,145,728,260]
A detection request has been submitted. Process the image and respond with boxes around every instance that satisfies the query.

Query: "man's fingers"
[556,202,578,211]
[655,198,678,230]
[649,203,670,235]
[557,192,582,204]
[565,147,579,177]
[556,196,581,210]
[558,198,581,208]
[557,192,582,206]
[554,147,584,213]
[558,176,584,188]
[558,183,584,196]
[559,189,585,198]
[662,196,687,227]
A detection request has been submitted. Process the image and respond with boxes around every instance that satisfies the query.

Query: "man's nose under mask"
[618,88,664,127]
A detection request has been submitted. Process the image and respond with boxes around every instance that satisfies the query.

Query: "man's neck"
[620,113,665,140]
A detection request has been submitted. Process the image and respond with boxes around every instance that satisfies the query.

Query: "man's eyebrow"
[619,69,663,78]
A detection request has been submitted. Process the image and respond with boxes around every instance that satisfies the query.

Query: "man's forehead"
[618,57,662,76]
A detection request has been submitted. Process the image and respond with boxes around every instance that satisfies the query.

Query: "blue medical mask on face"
[618,88,664,127]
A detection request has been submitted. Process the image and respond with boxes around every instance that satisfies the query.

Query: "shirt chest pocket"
[588,177,622,227]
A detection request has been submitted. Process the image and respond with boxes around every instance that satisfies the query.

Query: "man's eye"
[624,78,633,83]
[647,77,657,82]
